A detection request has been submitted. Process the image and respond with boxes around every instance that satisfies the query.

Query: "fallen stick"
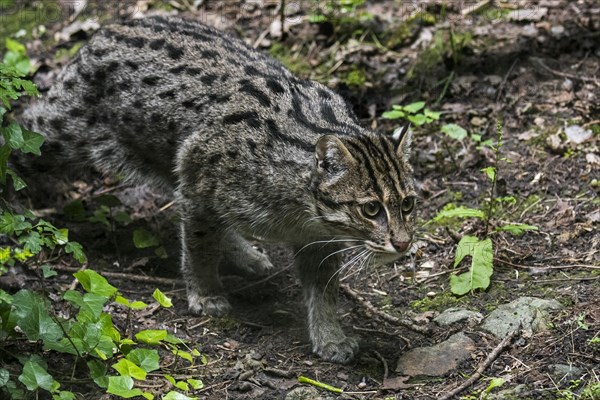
[439,329,519,400]
[340,284,429,334]
[53,264,183,287]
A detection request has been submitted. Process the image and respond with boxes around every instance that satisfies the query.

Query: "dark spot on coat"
[186,67,202,76]
[165,43,184,60]
[92,48,108,58]
[70,108,84,117]
[244,65,261,76]
[50,118,64,131]
[149,39,165,50]
[318,89,332,100]
[142,76,160,85]
[125,60,139,70]
[220,74,229,82]
[63,79,77,90]
[182,99,195,108]
[226,149,238,159]
[87,114,98,126]
[320,103,339,125]
[158,89,176,99]
[240,81,271,107]
[133,100,143,108]
[223,111,261,129]
[208,154,222,165]
[200,49,218,58]
[266,79,285,94]
[106,61,120,73]
[36,116,45,126]
[169,65,186,74]
[124,36,146,48]
[150,113,162,124]
[200,74,218,85]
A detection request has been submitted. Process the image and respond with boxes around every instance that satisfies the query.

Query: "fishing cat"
[22,16,417,363]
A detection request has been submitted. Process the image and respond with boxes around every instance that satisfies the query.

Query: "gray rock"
[481,297,563,339]
[285,386,324,400]
[396,332,475,377]
[551,364,584,383]
[434,307,483,326]
[486,384,529,400]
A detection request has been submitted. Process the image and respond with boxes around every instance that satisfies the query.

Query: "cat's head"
[311,124,417,264]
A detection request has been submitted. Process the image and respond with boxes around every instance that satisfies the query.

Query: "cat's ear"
[315,135,356,178]
[390,122,412,161]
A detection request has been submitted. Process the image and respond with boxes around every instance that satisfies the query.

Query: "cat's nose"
[391,240,410,253]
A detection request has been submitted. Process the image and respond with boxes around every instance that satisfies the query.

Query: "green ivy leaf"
[496,223,538,236]
[0,368,9,386]
[433,206,485,222]
[0,143,11,182]
[171,348,193,363]
[64,290,108,320]
[407,114,427,126]
[126,349,160,373]
[163,391,197,400]
[18,359,56,391]
[424,108,441,120]
[106,376,144,398]
[0,210,32,234]
[5,38,26,54]
[450,236,493,295]
[41,265,57,278]
[94,194,122,208]
[187,379,204,390]
[152,288,173,308]
[441,123,468,141]
[19,129,44,155]
[2,122,24,149]
[113,211,132,225]
[481,166,496,181]
[12,289,63,342]
[74,270,117,297]
[65,241,87,264]
[112,359,147,380]
[402,101,426,114]
[87,360,108,389]
[18,231,42,253]
[53,390,76,400]
[135,329,167,345]
[133,229,160,249]
[114,295,148,310]
[6,169,27,191]
[381,110,405,120]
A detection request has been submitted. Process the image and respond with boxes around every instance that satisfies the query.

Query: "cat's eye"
[362,202,381,218]
[401,196,416,214]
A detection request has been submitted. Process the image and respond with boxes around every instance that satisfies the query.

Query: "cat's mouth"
[365,241,411,264]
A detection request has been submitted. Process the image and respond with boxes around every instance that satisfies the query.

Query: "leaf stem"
[298,375,343,394]
[484,118,503,237]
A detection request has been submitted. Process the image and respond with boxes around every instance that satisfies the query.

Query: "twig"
[532,58,600,86]
[298,376,343,394]
[373,350,389,381]
[496,58,519,102]
[439,329,518,400]
[497,258,600,270]
[53,265,183,286]
[341,284,429,334]
[461,0,492,16]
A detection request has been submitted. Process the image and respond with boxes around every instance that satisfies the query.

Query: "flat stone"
[481,297,563,338]
[551,364,584,382]
[395,332,475,377]
[434,307,483,326]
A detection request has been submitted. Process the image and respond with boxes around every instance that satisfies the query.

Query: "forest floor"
[1,0,599,399]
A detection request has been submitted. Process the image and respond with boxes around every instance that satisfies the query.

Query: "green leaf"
[18,231,42,253]
[2,122,24,149]
[41,265,58,278]
[53,391,76,400]
[441,123,468,141]
[154,246,168,259]
[89,207,110,227]
[74,270,117,297]
[106,376,144,398]
[0,210,32,234]
[0,144,11,182]
[171,348,193,363]
[450,236,493,295]
[135,329,167,345]
[187,379,204,390]
[0,288,14,304]
[126,349,160,373]
[424,108,441,120]
[87,360,108,388]
[407,114,427,126]
[163,392,197,400]
[308,14,328,23]
[19,129,44,155]
[64,290,108,320]
[433,206,485,222]
[163,334,187,345]
[152,288,173,308]
[174,381,189,391]
[481,166,496,181]
[65,241,86,263]
[402,101,426,114]
[496,223,538,236]
[114,295,148,310]
[6,38,26,54]
[63,200,86,222]
[6,169,27,191]
[112,358,147,380]
[18,359,56,391]
[95,194,122,208]
[12,289,63,342]
[0,368,9,386]
[485,377,505,394]
[113,211,132,225]
[381,110,405,120]
[133,229,160,249]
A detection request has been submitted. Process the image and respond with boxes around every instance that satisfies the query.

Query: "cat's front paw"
[314,336,359,364]
[188,294,232,317]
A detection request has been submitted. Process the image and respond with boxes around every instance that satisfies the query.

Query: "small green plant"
[383,101,440,126]
[431,119,538,295]
[309,0,371,25]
